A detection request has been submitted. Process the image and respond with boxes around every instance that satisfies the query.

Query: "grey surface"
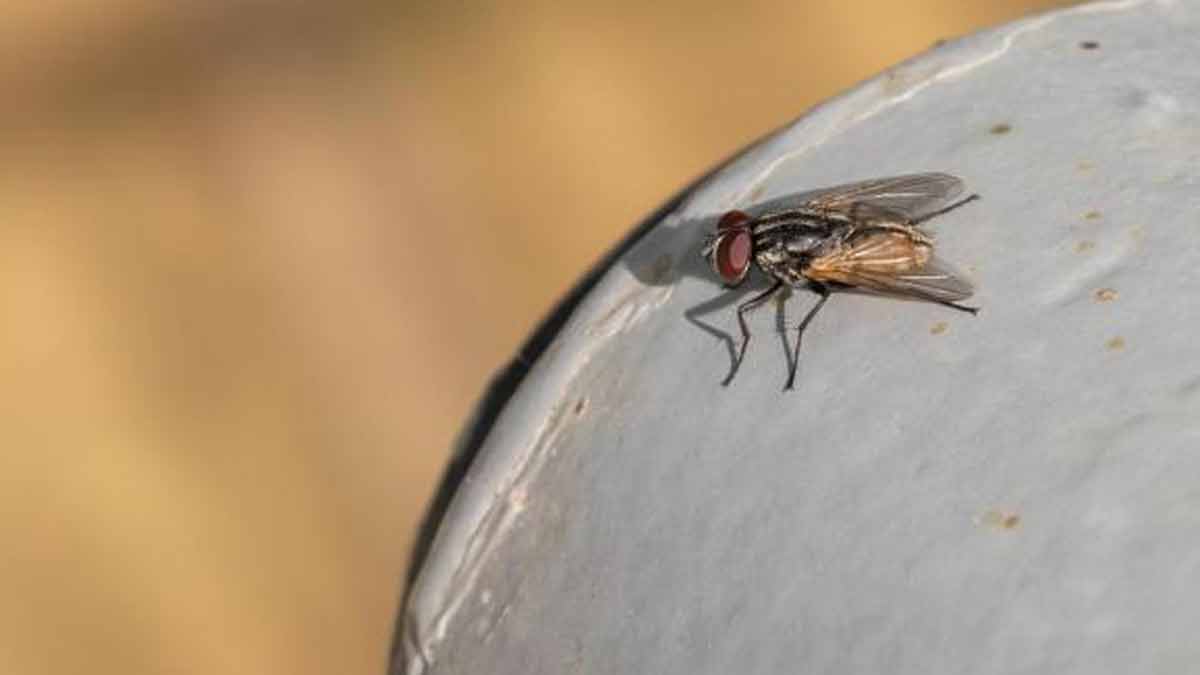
[399,2,1200,673]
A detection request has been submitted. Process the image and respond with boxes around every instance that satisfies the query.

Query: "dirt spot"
[1106,336,1126,351]
[989,123,1012,135]
[981,510,1021,530]
[573,397,587,416]
[1094,288,1118,303]
[880,64,941,96]
[930,321,948,335]
[1074,240,1095,253]
[1083,210,1102,221]
[1076,160,1095,172]
[882,69,905,96]
[1079,40,1100,50]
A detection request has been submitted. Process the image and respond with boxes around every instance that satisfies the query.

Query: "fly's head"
[701,209,753,287]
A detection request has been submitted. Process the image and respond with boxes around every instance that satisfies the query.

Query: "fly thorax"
[808,235,844,260]
[755,244,789,269]
[784,234,824,256]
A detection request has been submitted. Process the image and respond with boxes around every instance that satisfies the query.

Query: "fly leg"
[912,193,979,225]
[785,284,831,390]
[723,280,783,386]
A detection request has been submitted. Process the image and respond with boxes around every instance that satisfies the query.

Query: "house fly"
[699,172,979,389]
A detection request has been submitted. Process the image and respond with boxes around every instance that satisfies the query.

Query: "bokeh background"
[1,1,1076,673]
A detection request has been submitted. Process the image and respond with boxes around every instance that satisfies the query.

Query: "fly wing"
[803,230,974,302]
[803,173,966,223]
[858,255,975,302]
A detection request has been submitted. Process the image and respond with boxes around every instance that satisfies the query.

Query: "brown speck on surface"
[1106,336,1126,351]
[1080,40,1100,50]
[1084,210,1101,220]
[981,510,1021,530]
[1094,288,1118,302]
[932,38,948,48]
[573,397,587,416]
[1076,160,1095,172]
[1074,240,1095,253]
[880,68,920,96]
[930,321,948,335]
[989,123,1012,135]
[1129,224,1146,242]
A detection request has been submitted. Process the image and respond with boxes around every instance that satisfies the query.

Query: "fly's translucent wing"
[803,230,974,302]
[865,255,974,302]
[802,173,966,223]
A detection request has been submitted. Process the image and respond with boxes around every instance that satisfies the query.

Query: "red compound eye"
[718,209,751,232]
[714,229,752,286]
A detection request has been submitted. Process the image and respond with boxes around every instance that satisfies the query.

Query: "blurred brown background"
[1,1,1073,674]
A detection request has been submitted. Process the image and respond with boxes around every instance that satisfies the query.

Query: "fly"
[699,172,980,389]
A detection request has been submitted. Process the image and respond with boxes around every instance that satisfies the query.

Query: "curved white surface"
[399,2,1200,672]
